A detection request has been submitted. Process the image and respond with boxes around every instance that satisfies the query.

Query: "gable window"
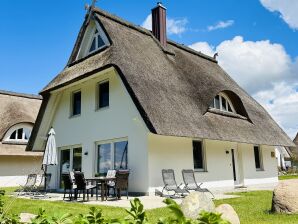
[3,124,33,144]
[72,91,81,116]
[210,93,235,113]
[88,28,106,54]
[98,81,109,109]
[193,141,205,171]
[97,140,128,176]
[254,146,263,170]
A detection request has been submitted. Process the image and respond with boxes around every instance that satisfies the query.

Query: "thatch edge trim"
[0,90,42,100]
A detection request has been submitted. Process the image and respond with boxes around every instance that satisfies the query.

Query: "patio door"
[59,146,82,187]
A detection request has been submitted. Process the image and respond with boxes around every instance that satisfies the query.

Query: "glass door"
[60,147,82,187]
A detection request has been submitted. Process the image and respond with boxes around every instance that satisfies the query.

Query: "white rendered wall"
[0,156,42,187]
[239,143,278,185]
[48,68,149,193]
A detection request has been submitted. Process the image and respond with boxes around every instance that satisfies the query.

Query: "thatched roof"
[0,90,42,156]
[28,8,294,148]
[291,133,298,159]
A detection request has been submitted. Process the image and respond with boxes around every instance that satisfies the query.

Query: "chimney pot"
[152,2,167,47]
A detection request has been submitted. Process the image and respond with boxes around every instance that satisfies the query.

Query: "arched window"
[210,93,236,113]
[3,123,33,143]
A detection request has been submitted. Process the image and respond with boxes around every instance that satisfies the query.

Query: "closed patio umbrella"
[42,128,58,192]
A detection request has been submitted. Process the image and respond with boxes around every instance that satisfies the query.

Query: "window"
[88,28,106,54]
[97,140,128,176]
[193,141,205,171]
[7,127,32,142]
[254,146,263,170]
[72,91,81,116]
[210,94,235,113]
[98,81,109,109]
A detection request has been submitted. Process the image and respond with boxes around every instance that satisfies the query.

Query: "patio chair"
[115,170,130,199]
[106,170,116,197]
[18,174,37,195]
[34,173,52,195]
[182,169,214,198]
[61,173,77,201]
[74,172,96,201]
[161,169,188,198]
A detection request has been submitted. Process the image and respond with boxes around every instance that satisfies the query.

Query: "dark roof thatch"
[28,8,294,148]
[0,90,42,156]
[291,133,298,158]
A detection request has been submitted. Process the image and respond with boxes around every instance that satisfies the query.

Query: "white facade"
[37,67,281,194]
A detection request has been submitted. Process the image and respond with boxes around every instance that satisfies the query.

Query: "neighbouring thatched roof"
[291,133,298,159]
[0,90,42,156]
[28,7,294,148]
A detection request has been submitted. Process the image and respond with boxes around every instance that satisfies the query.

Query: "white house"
[27,4,294,195]
[0,90,43,187]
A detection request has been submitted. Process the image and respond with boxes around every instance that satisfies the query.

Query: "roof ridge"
[0,89,42,100]
[93,7,217,63]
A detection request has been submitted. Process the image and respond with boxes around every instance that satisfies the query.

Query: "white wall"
[0,156,42,187]
[48,68,149,193]
[239,143,278,185]
[147,135,279,193]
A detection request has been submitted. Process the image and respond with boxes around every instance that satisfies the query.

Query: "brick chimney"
[152,2,167,47]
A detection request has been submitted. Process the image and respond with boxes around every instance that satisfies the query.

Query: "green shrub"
[0,190,229,224]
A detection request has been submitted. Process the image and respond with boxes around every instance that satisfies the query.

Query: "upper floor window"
[89,29,106,54]
[71,91,81,116]
[76,20,110,60]
[3,124,33,143]
[98,81,109,109]
[210,93,235,113]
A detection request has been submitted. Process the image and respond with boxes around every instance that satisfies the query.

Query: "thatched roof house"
[29,7,293,149]
[26,4,294,192]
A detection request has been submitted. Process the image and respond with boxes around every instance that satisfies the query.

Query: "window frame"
[70,90,82,117]
[253,145,264,171]
[3,123,33,144]
[96,80,110,110]
[95,138,128,176]
[210,93,236,114]
[192,140,207,172]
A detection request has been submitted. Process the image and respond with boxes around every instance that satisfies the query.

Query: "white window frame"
[96,79,110,110]
[254,145,264,171]
[76,19,110,60]
[211,93,236,113]
[193,139,207,172]
[3,123,33,143]
[95,138,128,175]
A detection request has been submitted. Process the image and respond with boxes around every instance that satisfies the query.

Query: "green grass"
[278,175,298,180]
[2,188,298,223]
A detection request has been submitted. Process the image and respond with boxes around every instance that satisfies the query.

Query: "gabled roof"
[28,7,294,148]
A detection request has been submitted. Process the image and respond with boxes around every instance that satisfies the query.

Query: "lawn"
[278,174,298,180]
[2,188,298,223]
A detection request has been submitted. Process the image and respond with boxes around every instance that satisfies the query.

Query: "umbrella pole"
[44,165,47,194]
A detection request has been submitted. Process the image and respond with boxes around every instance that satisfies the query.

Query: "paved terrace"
[14,182,277,210]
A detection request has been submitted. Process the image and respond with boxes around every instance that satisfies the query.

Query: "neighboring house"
[27,4,294,195]
[0,90,43,187]
[290,133,298,168]
[275,146,291,170]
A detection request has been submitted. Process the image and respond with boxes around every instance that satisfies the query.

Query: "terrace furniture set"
[62,169,130,202]
[160,169,214,198]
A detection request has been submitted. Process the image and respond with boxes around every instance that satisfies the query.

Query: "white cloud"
[207,20,234,31]
[141,14,188,35]
[189,37,298,138]
[260,0,298,30]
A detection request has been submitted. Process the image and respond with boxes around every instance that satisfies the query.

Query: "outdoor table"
[86,177,116,201]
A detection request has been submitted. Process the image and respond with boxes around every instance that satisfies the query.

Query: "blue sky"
[0,0,298,137]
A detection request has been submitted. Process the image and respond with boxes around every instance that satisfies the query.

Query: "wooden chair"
[115,170,130,199]
[74,172,96,201]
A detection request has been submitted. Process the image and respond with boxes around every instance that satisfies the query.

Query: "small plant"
[125,198,148,224]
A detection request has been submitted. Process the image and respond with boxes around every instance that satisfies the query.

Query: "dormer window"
[76,19,110,60]
[3,123,33,144]
[210,93,235,113]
